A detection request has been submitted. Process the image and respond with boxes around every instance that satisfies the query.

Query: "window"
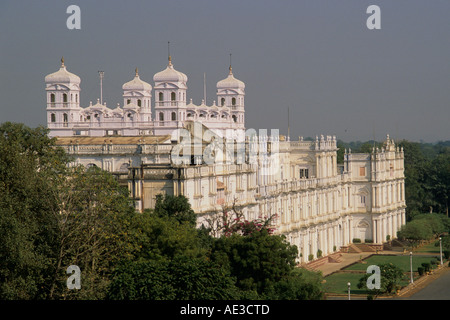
[359,167,366,176]
[63,93,68,103]
[232,115,237,122]
[50,113,56,122]
[159,92,164,101]
[221,98,225,106]
[159,112,164,121]
[50,93,55,103]
[63,113,68,127]
[300,168,309,179]
[127,99,131,105]
[171,92,176,101]
[171,112,176,121]
[137,99,141,107]
[232,97,236,106]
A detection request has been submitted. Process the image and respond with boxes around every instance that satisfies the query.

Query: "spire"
[61,56,65,68]
[135,67,139,77]
[168,41,172,66]
[229,53,233,75]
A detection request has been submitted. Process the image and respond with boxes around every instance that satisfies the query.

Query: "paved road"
[396,268,450,300]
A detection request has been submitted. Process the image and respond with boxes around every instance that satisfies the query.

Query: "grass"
[343,255,440,272]
[323,239,445,295]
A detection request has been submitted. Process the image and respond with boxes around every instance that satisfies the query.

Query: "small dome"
[153,57,187,83]
[217,67,245,89]
[45,57,81,84]
[122,68,152,91]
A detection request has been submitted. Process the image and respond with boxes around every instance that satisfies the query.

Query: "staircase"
[303,252,343,270]
[347,243,377,253]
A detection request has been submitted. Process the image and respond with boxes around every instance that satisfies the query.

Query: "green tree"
[107,256,240,300]
[48,165,136,300]
[153,194,197,227]
[0,122,70,299]
[125,210,206,262]
[264,268,324,300]
[397,219,433,249]
[357,263,404,299]
[210,229,298,295]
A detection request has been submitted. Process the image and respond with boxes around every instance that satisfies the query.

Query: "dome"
[45,57,81,84]
[122,68,152,91]
[153,57,187,83]
[216,67,245,89]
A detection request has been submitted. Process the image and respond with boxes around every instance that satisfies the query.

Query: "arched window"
[137,99,142,107]
[159,112,164,121]
[127,99,131,105]
[171,92,176,101]
[63,93,68,103]
[171,112,176,121]
[221,98,225,106]
[75,94,78,103]
[63,113,68,127]
[50,93,55,103]
[50,113,56,122]
[232,115,237,122]
[232,97,236,106]
[159,92,164,101]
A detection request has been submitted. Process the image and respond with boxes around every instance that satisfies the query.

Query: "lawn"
[343,254,440,272]
[323,253,442,295]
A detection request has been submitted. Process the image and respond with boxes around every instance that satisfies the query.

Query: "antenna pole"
[204,72,206,104]
[288,107,290,141]
[98,70,104,105]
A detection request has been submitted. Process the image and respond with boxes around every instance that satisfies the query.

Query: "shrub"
[308,254,314,261]
[421,262,431,272]
[365,239,373,243]
[317,249,322,258]
[353,238,361,243]
[418,267,424,276]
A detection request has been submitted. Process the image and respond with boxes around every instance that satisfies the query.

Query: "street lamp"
[440,237,443,266]
[347,282,351,300]
[410,252,413,284]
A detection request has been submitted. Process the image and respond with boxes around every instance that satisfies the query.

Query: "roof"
[153,57,188,83]
[45,58,81,84]
[122,69,152,91]
[54,135,172,145]
[216,67,245,89]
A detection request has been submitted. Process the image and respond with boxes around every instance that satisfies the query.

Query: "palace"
[46,56,406,263]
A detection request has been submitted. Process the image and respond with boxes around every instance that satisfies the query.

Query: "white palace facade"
[46,56,406,263]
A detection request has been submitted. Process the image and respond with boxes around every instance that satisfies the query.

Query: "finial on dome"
[168,41,172,66]
[61,56,65,67]
[229,53,233,75]
[135,67,139,76]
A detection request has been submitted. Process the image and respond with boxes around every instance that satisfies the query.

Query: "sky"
[0,0,449,143]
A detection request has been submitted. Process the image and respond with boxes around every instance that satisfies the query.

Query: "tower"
[45,57,81,137]
[216,63,245,131]
[153,55,188,134]
[122,68,153,123]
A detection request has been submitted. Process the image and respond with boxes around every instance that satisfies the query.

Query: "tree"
[107,256,240,300]
[47,165,136,299]
[210,229,298,295]
[0,122,70,299]
[397,219,433,249]
[357,263,404,299]
[153,194,197,227]
[264,268,324,300]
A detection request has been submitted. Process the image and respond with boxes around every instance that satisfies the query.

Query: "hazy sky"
[0,0,449,142]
